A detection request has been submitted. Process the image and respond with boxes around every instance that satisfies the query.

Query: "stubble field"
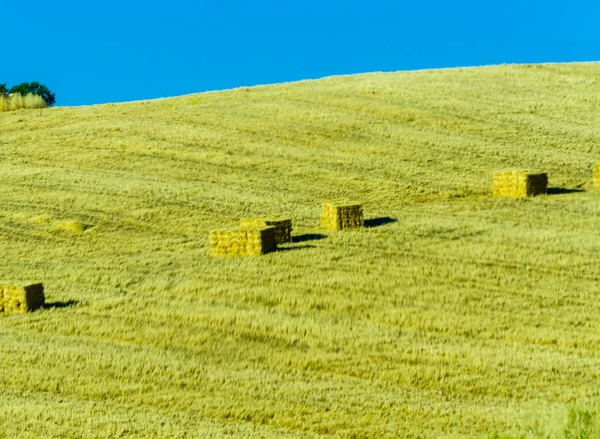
[1,63,600,438]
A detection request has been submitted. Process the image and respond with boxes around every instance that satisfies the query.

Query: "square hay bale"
[320,201,364,231]
[209,228,248,257]
[0,283,45,315]
[593,164,600,187]
[240,217,292,244]
[245,227,278,255]
[209,227,277,256]
[493,171,548,198]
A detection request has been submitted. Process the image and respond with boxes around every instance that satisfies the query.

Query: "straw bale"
[209,227,277,256]
[493,170,547,198]
[246,227,278,255]
[240,217,292,244]
[0,283,45,315]
[594,164,600,187]
[320,201,364,231]
[54,220,86,234]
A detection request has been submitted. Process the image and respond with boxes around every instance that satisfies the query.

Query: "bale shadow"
[277,245,315,252]
[547,187,586,195]
[292,233,327,243]
[43,300,79,310]
[364,217,398,228]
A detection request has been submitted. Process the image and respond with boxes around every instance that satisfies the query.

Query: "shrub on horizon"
[9,82,55,106]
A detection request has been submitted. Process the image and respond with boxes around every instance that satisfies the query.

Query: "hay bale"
[209,227,277,256]
[320,201,364,231]
[593,164,600,187]
[493,171,547,198]
[246,227,278,255]
[209,228,247,257]
[240,217,292,244]
[0,283,45,315]
[53,220,86,234]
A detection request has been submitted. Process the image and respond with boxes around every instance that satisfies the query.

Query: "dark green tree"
[0,83,7,97]
[9,82,55,106]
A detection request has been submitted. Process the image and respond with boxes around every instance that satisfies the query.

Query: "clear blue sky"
[3,0,599,106]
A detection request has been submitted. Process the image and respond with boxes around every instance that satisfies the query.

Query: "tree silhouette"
[9,82,55,106]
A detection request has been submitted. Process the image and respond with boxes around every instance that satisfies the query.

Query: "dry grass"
[0,93,47,112]
[1,63,600,437]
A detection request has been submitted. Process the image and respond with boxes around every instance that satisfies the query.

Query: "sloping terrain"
[1,63,600,438]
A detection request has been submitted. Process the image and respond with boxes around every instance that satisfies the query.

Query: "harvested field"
[1,63,600,438]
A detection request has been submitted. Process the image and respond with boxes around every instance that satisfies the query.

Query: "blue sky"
[2,0,599,106]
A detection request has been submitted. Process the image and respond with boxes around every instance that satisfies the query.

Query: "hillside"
[1,63,600,438]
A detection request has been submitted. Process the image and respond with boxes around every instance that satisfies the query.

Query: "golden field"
[1,63,600,438]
